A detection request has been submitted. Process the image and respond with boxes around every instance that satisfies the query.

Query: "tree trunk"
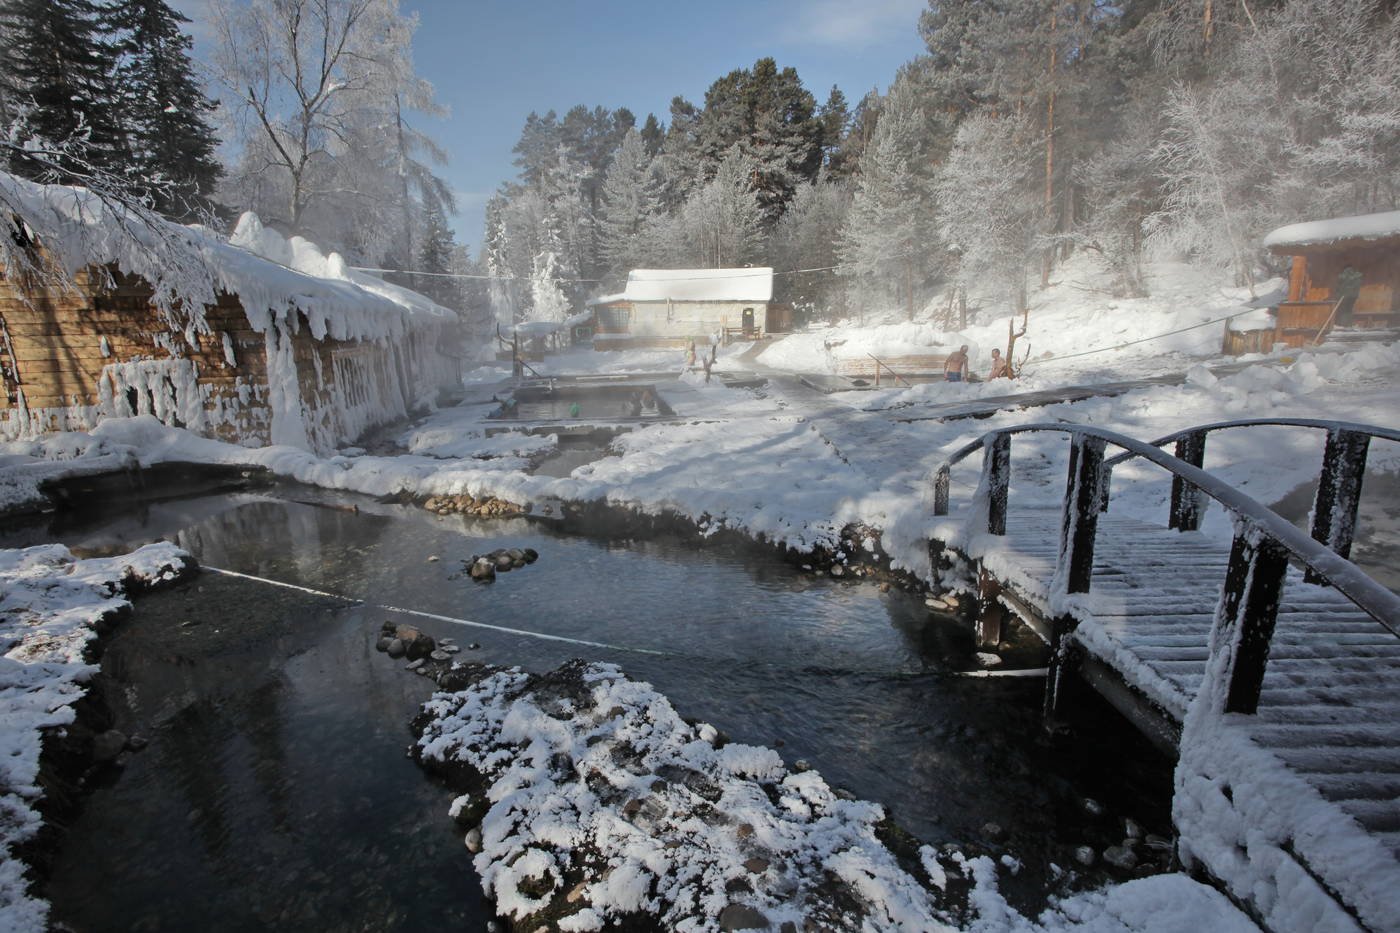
[1041,6,1058,289]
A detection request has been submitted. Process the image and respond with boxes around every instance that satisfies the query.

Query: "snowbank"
[0,542,193,932]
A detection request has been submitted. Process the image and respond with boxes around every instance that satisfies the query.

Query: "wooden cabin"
[1262,210,1400,348]
[586,268,775,350]
[0,177,460,454]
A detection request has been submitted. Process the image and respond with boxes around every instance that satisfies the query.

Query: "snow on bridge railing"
[931,422,1400,715]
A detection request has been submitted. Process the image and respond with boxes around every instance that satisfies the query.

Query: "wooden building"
[1260,209,1400,348]
[587,268,775,349]
[0,175,460,453]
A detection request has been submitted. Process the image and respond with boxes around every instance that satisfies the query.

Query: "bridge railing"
[1097,418,1400,583]
[931,422,1400,715]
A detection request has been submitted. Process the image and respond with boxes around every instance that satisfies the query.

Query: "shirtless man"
[945,345,970,382]
[988,348,1010,379]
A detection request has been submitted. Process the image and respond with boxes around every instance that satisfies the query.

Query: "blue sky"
[179,0,929,254]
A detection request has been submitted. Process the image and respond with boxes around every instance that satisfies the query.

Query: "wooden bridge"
[927,419,1400,933]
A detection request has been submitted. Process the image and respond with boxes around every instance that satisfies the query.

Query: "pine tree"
[693,58,823,224]
[817,86,850,174]
[109,0,221,219]
[837,77,938,319]
[418,197,463,311]
[0,0,126,179]
[639,113,664,157]
[598,128,660,281]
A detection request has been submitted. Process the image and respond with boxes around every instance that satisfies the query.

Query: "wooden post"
[976,563,1003,650]
[1215,532,1288,713]
[1098,464,1112,513]
[1169,430,1207,531]
[933,466,950,517]
[1042,615,1080,723]
[1056,433,1106,595]
[1306,428,1370,583]
[984,433,1011,536]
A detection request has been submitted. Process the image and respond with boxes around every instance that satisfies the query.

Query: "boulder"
[92,730,127,763]
[469,560,496,582]
[718,904,769,931]
[386,638,406,659]
[1103,845,1138,870]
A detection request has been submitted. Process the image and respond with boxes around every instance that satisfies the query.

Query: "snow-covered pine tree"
[771,177,851,321]
[693,58,823,225]
[651,96,703,213]
[417,196,463,311]
[837,75,937,320]
[598,127,660,283]
[0,0,126,180]
[108,0,221,220]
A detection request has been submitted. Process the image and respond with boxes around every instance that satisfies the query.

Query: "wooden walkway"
[929,419,1400,932]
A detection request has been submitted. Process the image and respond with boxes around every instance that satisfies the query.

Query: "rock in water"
[469,559,496,582]
[386,638,406,659]
[92,730,127,763]
[1103,845,1138,870]
[522,548,539,563]
[1074,845,1096,866]
[718,904,769,931]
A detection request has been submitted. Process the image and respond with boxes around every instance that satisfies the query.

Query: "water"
[26,490,1174,928]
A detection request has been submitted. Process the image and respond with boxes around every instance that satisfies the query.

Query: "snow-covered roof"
[611,268,774,304]
[1263,210,1400,251]
[0,170,450,346]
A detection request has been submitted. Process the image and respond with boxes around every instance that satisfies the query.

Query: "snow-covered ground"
[0,542,191,932]
[2,259,1396,931]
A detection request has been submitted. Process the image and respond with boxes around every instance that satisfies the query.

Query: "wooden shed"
[1262,210,1400,347]
[0,173,460,453]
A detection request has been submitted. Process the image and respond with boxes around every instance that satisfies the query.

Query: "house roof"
[608,268,774,304]
[1263,210,1400,253]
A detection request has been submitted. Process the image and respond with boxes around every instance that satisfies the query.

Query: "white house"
[587,268,779,346]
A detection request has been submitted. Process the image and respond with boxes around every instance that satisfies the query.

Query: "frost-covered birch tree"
[935,113,1040,315]
[656,146,764,268]
[837,76,937,319]
[210,0,451,262]
[772,177,851,320]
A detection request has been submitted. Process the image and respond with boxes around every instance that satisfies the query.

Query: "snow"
[3,255,1397,930]
[1262,209,1400,250]
[418,661,1259,931]
[611,268,774,303]
[0,542,191,933]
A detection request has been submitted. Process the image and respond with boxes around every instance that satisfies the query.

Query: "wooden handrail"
[931,421,1400,715]
[1098,418,1400,579]
[931,422,1400,637]
[867,354,912,387]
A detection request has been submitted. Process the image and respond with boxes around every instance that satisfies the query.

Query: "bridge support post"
[1056,433,1106,595]
[975,564,1003,650]
[1216,532,1289,714]
[1306,428,1370,583]
[1169,431,1207,531]
[1042,615,1081,725]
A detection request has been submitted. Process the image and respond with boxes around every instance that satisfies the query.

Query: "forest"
[3,0,1398,332]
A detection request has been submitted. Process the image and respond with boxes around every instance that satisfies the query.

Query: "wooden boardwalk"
[929,420,1400,932]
